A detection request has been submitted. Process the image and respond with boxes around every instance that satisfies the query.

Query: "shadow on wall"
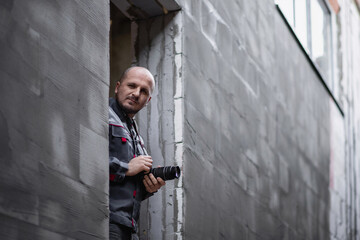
[110,2,132,95]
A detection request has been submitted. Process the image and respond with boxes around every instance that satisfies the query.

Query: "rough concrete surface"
[0,0,109,239]
[178,0,360,239]
[1,0,360,239]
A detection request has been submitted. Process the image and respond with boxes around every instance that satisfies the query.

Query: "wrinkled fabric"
[109,222,132,240]
[109,98,152,231]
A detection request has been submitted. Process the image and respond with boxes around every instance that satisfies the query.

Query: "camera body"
[149,166,181,181]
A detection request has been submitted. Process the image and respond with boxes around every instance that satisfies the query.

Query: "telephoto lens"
[150,166,181,181]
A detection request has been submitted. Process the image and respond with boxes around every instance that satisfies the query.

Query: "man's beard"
[117,101,139,116]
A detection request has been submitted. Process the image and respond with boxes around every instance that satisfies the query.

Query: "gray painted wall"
[178,0,360,239]
[0,0,109,239]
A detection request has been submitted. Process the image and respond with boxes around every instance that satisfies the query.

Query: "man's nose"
[132,87,140,97]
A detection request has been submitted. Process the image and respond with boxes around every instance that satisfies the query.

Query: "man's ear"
[115,81,120,94]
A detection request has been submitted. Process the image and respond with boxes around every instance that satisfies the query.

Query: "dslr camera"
[149,166,181,181]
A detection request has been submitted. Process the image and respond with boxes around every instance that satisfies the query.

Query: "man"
[109,66,165,239]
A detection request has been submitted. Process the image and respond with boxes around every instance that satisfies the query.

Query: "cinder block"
[215,20,232,61]
[278,154,289,193]
[200,1,219,46]
[79,125,108,190]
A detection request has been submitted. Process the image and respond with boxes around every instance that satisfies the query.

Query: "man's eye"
[128,84,135,88]
[141,89,149,95]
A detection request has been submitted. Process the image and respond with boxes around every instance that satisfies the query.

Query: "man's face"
[115,68,154,117]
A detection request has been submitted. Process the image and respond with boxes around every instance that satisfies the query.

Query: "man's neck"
[127,113,135,118]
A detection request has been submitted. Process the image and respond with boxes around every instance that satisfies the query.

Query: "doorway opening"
[109,1,183,239]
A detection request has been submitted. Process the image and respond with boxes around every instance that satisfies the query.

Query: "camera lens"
[150,166,181,181]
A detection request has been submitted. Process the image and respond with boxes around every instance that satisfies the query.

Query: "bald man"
[108,67,165,239]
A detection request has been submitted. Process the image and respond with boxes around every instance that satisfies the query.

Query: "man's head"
[115,66,155,118]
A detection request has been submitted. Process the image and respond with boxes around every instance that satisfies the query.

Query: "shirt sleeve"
[109,156,129,182]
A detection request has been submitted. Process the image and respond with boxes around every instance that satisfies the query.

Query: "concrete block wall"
[0,0,109,239]
[177,0,360,239]
[129,0,359,239]
[332,1,360,239]
[1,0,358,239]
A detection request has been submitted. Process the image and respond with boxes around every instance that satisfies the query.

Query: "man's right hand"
[126,155,153,176]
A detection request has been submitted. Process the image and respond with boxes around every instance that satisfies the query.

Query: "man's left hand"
[143,174,165,193]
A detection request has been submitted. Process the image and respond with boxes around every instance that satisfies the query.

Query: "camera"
[149,166,181,181]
